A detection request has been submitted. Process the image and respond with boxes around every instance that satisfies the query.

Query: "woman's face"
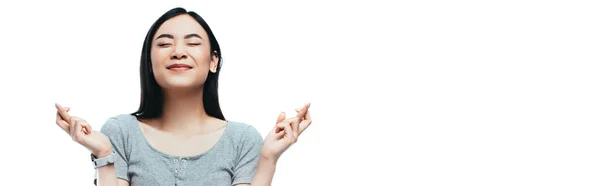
[151,14,218,90]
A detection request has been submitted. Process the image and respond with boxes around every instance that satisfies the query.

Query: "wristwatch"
[91,152,116,169]
[91,152,117,186]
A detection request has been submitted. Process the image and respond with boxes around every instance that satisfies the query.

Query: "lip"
[167,64,193,71]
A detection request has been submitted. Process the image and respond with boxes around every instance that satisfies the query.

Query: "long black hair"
[131,7,225,120]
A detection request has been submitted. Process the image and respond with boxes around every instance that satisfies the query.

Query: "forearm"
[97,164,120,186]
[94,150,121,186]
[250,156,277,186]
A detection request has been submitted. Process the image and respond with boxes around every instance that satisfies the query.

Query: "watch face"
[108,155,115,163]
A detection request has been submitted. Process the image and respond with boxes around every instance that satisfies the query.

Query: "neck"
[157,87,212,133]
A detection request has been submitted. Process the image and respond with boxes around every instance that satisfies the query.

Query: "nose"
[170,44,187,60]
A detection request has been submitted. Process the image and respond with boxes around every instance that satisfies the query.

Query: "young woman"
[54,7,312,186]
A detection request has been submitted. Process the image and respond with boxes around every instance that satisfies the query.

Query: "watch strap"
[91,151,116,169]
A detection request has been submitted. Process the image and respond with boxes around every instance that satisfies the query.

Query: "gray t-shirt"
[99,114,264,186]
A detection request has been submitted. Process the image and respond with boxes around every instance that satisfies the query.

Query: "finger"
[285,117,298,123]
[283,122,296,143]
[299,110,312,134]
[298,103,309,117]
[70,117,82,137]
[292,120,299,139]
[275,113,288,133]
[55,112,69,132]
[303,108,311,121]
[294,105,310,135]
[292,114,302,138]
[81,121,92,135]
[70,117,78,138]
[275,129,285,139]
[300,103,311,119]
[55,103,72,123]
[55,105,71,124]
[275,124,283,133]
[278,117,297,128]
[276,120,289,130]
[276,112,286,124]
[302,102,311,112]
[72,118,84,143]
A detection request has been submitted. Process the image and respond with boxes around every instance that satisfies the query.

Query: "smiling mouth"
[167,64,193,71]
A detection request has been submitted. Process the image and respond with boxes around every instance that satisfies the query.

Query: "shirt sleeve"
[100,116,130,182]
[232,125,264,185]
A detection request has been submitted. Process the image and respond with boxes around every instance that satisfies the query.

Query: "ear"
[210,51,219,73]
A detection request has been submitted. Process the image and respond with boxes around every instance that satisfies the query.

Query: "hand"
[261,103,312,162]
[55,103,112,157]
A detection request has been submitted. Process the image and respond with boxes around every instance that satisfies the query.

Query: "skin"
[54,14,312,186]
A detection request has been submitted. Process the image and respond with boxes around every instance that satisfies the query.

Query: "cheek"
[150,48,170,66]
[188,47,212,65]
[150,48,171,82]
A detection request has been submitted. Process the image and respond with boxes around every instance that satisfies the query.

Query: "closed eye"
[158,43,172,47]
[188,43,201,46]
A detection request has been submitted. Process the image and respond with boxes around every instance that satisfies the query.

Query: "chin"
[164,81,203,89]
[154,71,208,90]
[156,77,202,89]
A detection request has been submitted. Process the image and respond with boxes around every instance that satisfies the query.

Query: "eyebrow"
[184,34,202,40]
[155,34,202,41]
[155,34,174,40]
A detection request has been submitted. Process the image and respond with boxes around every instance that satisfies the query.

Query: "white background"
[0,0,598,185]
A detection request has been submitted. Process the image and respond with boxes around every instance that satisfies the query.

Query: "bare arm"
[94,150,130,186]
[241,103,312,186]
[97,164,129,186]
[54,103,129,186]
[246,156,277,186]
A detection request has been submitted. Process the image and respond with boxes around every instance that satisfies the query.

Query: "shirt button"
[182,159,187,163]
